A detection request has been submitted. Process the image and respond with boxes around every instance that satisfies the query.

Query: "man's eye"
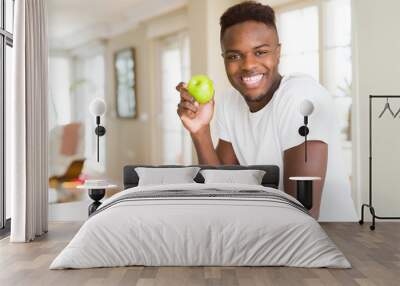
[226,54,240,61]
[255,50,271,56]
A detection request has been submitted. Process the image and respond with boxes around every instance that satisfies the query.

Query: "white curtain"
[8,0,48,242]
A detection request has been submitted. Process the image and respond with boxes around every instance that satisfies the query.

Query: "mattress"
[50,183,350,269]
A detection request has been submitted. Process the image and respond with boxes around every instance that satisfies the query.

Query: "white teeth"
[242,74,263,85]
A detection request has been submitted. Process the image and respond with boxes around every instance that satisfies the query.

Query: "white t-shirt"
[216,74,357,221]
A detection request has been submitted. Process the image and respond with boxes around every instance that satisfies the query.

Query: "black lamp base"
[296,180,313,210]
[298,125,309,137]
[88,188,105,216]
[95,126,106,136]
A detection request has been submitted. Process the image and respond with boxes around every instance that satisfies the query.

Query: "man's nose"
[241,53,257,71]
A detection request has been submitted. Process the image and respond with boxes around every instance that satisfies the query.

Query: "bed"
[50,165,350,269]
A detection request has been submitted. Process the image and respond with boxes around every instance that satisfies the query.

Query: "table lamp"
[298,99,314,162]
[292,99,320,211]
[80,98,115,216]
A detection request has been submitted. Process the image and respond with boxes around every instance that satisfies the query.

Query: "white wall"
[353,0,400,219]
[105,24,152,183]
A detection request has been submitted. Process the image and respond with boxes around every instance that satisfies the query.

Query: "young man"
[176,1,356,221]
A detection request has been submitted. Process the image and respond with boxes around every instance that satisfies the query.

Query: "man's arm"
[283,140,328,219]
[191,126,239,165]
[216,139,239,165]
[176,82,238,165]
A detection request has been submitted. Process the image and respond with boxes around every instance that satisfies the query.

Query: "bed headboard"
[123,165,280,189]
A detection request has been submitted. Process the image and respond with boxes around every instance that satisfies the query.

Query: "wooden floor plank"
[0,222,399,286]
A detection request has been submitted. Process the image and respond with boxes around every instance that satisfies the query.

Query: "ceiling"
[47,0,187,51]
[47,0,296,51]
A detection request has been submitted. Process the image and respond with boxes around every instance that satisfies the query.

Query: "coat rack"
[359,95,400,230]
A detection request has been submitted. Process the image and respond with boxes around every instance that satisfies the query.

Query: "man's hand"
[176,82,214,134]
[175,82,238,165]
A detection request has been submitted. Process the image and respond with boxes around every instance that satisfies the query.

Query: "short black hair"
[220,1,277,40]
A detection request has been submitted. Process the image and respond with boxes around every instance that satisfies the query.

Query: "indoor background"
[3,0,393,222]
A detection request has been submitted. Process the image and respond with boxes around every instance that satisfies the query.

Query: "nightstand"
[77,182,118,216]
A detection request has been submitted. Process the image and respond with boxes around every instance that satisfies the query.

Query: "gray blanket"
[92,188,309,217]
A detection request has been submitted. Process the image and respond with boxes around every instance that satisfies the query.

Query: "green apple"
[187,75,214,104]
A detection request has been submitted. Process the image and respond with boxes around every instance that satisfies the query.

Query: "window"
[322,0,352,143]
[48,52,106,182]
[159,32,192,164]
[278,5,319,81]
[70,54,106,171]
[276,0,352,176]
[1,0,14,233]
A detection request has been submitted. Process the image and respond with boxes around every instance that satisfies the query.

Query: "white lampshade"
[299,99,314,116]
[89,98,106,116]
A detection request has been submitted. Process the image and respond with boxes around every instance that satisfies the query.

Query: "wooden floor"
[0,222,399,286]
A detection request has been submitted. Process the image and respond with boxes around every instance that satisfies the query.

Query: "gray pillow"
[200,169,266,185]
[135,167,201,186]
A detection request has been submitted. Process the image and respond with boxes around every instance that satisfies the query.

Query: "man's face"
[221,21,281,102]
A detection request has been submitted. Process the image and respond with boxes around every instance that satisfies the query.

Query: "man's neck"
[247,74,282,113]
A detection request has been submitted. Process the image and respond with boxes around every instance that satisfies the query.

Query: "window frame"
[275,0,325,87]
[0,0,14,235]
[275,0,353,142]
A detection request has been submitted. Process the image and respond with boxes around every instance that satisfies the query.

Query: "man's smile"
[241,73,265,89]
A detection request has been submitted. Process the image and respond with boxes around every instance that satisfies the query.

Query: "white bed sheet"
[50,183,350,269]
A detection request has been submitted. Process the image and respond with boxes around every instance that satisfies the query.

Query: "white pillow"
[135,167,201,186]
[200,169,266,185]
